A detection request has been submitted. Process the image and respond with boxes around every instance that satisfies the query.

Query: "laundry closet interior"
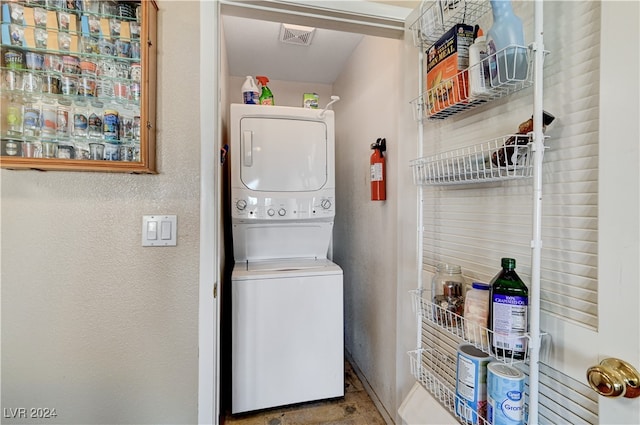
[215,1,622,424]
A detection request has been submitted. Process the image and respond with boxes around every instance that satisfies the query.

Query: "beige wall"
[226,76,334,110]
[1,2,201,423]
[332,35,402,421]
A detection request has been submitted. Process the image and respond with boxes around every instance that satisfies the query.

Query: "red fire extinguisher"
[370,138,386,201]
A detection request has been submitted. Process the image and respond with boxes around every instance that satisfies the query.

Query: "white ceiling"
[222,15,365,84]
[221,1,419,84]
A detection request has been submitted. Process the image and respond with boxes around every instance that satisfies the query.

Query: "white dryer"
[229,104,344,414]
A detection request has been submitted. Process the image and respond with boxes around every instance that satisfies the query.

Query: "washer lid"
[233,258,342,279]
[232,221,334,262]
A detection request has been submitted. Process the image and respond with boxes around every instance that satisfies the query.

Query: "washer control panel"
[232,195,335,220]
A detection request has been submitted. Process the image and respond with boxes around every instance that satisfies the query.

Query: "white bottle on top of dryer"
[241,75,259,105]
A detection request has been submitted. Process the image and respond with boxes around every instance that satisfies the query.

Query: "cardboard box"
[302,93,320,109]
[302,93,319,109]
[425,24,474,117]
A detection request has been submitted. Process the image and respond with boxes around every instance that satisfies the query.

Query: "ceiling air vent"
[279,23,316,46]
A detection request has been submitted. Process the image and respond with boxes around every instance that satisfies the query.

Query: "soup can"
[455,344,492,424]
[487,362,526,425]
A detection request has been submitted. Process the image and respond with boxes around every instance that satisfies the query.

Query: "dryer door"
[239,116,328,192]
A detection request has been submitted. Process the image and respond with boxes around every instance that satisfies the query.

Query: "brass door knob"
[587,358,640,398]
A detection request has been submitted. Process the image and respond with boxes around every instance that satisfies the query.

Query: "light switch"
[161,220,172,240]
[147,220,158,240]
[142,215,177,246]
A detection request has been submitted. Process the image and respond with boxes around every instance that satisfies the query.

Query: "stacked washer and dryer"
[230,104,344,414]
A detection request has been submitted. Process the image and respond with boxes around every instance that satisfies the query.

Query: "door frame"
[198,1,221,423]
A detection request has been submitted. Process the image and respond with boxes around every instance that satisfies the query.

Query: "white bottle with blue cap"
[241,76,259,105]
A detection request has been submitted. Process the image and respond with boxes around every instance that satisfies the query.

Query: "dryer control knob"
[267,209,275,217]
[321,199,332,209]
[278,208,286,216]
[236,199,247,210]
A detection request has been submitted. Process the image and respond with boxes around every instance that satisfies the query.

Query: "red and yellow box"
[425,24,474,117]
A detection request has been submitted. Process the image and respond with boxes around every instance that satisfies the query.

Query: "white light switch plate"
[142,215,177,246]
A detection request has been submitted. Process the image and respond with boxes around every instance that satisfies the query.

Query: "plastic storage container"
[463,282,491,347]
[468,29,490,96]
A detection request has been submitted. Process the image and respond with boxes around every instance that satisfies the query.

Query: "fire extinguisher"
[370,138,386,201]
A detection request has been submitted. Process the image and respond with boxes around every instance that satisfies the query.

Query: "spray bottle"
[241,76,259,104]
[256,76,274,105]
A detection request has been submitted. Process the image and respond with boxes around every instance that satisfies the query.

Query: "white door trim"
[198,1,220,424]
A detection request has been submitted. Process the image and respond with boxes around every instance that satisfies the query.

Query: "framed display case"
[0,0,157,173]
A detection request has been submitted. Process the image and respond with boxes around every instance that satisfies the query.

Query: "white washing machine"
[230,104,344,414]
[232,259,343,413]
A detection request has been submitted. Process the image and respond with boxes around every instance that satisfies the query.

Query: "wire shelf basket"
[410,134,533,186]
[410,289,530,364]
[409,0,491,47]
[408,348,492,425]
[411,45,533,121]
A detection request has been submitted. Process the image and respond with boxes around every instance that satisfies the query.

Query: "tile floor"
[223,361,387,425]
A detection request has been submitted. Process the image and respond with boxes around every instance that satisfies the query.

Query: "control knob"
[278,208,286,216]
[267,209,275,217]
[320,199,332,209]
[236,199,247,210]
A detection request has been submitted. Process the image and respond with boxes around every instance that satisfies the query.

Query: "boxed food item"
[302,93,319,109]
[425,23,474,118]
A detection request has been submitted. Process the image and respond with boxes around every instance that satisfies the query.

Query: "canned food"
[455,344,492,424]
[487,362,526,425]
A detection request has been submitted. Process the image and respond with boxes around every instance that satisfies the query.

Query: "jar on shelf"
[431,263,465,326]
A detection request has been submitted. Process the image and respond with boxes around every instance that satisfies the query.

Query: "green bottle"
[256,76,274,105]
[489,258,528,360]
